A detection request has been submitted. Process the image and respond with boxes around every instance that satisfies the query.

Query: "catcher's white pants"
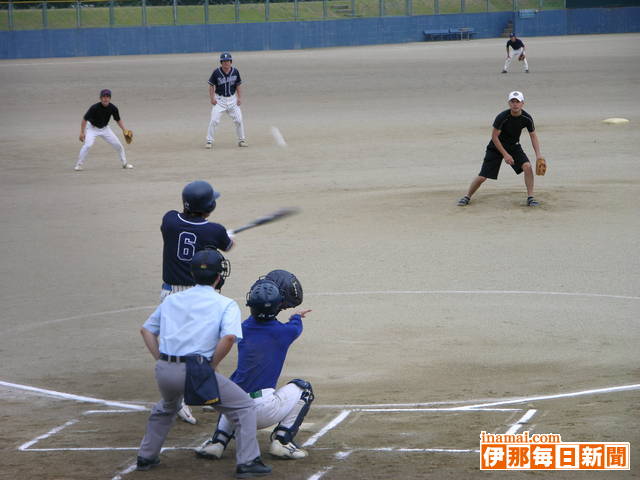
[217,384,305,435]
[76,123,127,168]
[503,48,529,72]
[206,94,246,143]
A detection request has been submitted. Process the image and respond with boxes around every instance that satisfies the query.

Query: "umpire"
[137,249,272,478]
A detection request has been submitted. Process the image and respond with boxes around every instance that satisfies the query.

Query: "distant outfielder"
[502,33,529,74]
[75,89,133,171]
[196,270,314,461]
[206,52,248,150]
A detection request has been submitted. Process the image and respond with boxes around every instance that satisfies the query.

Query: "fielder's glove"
[124,129,133,144]
[518,54,525,61]
[536,157,547,176]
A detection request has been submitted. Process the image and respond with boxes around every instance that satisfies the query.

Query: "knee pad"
[273,380,314,444]
[288,378,314,403]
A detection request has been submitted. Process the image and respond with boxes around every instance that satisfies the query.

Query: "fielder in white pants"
[503,47,529,73]
[76,123,129,169]
[207,93,247,147]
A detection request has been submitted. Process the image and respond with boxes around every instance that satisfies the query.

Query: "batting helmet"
[190,249,230,286]
[182,180,220,215]
[220,52,233,62]
[265,270,303,309]
[246,279,284,321]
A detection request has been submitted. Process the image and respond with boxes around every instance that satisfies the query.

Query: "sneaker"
[527,196,539,207]
[122,163,134,169]
[205,141,213,149]
[269,439,308,459]
[73,165,83,171]
[195,439,225,459]
[501,70,507,74]
[457,195,470,206]
[525,69,530,73]
[136,456,160,471]
[238,140,248,147]
[235,457,272,478]
[177,402,197,424]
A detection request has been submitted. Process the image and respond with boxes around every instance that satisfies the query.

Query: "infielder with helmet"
[137,249,272,478]
[502,33,529,74]
[457,91,544,207]
[74,89,133,171]
[196,270,314,460]
[161,180,235,424]
[206,52,248,149]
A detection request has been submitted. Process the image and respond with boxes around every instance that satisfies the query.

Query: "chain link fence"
[0,0,565,30]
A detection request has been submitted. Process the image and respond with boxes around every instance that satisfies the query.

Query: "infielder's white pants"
[206,94,246,143]
[217,384,305,435]
[503,48,529,72]
[76,123,127,168]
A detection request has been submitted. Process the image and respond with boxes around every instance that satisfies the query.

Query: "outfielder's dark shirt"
[230,314,303,393]
[507,38,525,50]
[488,109,535,149]
[208,67,242,97]
[83,102,120,128]
[161,210,232,285]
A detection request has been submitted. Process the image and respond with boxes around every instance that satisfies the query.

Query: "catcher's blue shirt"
[230,314,303,393]
[161,210,232,285]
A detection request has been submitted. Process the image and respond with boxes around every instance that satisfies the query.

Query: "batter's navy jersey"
[161,210,232,285]
[84,102,120,128]
[489,109,535,149]
[230,314,303,393]
[208,67,242,97]
[507,38,525,50]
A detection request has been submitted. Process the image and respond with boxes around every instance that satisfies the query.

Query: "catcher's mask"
[190,249,230,287]
[246,279,283,321]
[182,180,220,215]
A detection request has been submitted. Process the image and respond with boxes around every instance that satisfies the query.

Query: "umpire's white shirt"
[143,285,242,358]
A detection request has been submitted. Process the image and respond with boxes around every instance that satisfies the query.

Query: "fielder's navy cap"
[220,52,233,62]
[509,33,515,37]
[100,89,112,97]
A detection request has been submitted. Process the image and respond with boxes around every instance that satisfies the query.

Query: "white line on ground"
[308,467,334,480]
[452,383,640,410]
[366,447,479,453]
[0,380,147,411]
[356,407,521,412]
[335,451,353,460]
[504,409,537,435]
[18,419,78,451]
[270,126,287,147]
[302,410,351,447]
[308,290,640,301]
[24,446,194,452]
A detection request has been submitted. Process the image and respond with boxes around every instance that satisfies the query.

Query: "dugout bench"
[423,27,476,41]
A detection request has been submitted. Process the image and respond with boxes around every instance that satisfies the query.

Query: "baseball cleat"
[177,402,197,424]
[136,456,160,471]
[527,196,539,207]
[525,69,530,73]
[238,140,248,147]
[235,457,272,478]
[457,195,470,206]
[269,439,308,459]
[195,439,225,459]
[205,141,213,149]
[122,163,134,169]
[73,165,83,171]
[501,70,507,74]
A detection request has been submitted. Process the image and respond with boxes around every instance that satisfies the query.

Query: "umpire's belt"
[160,353,188,363]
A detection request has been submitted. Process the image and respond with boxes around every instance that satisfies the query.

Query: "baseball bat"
[229,207,300,235]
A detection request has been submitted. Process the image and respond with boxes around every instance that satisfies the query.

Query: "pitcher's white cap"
[508,91,524,102]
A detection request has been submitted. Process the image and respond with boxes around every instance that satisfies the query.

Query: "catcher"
[74,89,134,171]
[501,33,529,74]
[195,270,314,460]
[457,91,545,207]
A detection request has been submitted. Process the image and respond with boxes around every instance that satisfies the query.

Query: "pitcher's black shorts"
[479,144,530,179]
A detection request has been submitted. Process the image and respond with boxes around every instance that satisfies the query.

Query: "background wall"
[1,7,639,59]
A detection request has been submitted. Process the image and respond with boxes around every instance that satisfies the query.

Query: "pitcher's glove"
[518,53,525,61]
[536,157,547,176]
[124,129,133,144]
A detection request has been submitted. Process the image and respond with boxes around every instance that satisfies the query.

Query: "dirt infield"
[0,34,638,479]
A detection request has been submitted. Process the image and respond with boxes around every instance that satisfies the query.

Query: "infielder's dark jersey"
[161,210,232,285]
[230,314,303,393]
[507,38,525,50]
[208,67,242,97]
[488,109,535,149]
[83,102,120,128]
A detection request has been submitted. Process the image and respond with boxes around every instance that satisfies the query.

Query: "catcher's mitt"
[124,129,133,144]
[518,53,525,61]
[265,269,303,309]
[536,157,547,176]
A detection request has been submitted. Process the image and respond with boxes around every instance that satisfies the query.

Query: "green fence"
[0,0,565,30]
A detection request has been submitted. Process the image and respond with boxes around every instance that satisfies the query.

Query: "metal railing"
[0,0,565,30]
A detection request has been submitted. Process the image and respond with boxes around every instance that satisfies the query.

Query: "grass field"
[0,0,564,30]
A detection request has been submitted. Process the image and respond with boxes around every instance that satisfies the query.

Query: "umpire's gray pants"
[138,359,260,465]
